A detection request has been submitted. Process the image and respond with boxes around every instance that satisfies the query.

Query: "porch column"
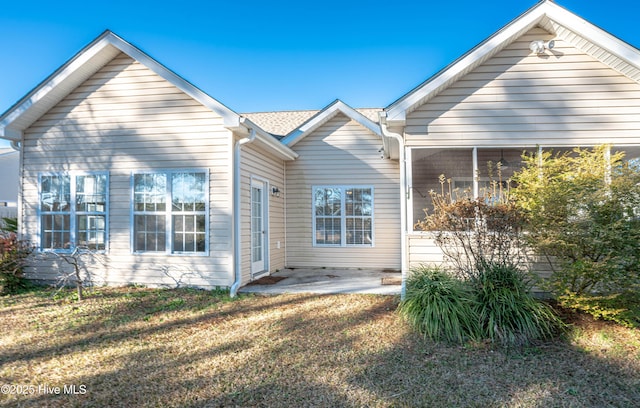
[472,147,479,198]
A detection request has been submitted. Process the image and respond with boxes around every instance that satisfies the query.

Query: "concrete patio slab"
[239,268,402,295]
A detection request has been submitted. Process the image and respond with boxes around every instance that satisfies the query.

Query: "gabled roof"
[281,100,382,147]
[0,30,247,140]
[243,108,382,139]
[384,0,640,126]
[0,30,298,160]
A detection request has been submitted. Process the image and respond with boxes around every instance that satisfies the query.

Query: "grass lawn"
[1,287,639,407]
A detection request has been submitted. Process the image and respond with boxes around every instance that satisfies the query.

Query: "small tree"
[511,145,640,295]
[44,247,105,301]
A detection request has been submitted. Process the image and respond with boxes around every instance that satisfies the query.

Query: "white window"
[39,173,108,251]
[313,186,373,247]
[132,170,208,254]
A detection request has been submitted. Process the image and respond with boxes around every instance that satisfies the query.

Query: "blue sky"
[1,0,639,148]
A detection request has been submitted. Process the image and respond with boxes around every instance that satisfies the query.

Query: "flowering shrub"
[0,232,32,294]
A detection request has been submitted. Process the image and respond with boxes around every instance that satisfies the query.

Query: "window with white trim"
[313,186,373,246]
[132,170,208,254]
[39,173,108,251]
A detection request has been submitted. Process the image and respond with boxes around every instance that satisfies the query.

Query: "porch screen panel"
[411,148,473,229]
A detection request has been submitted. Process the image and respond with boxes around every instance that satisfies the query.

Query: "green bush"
[558,291,640,328]
[399,265,480,344]
[511,145,640,294]
[473,262,564,346]
[0,232,33,295]
[400,264,565,346]
[1,217,18,233]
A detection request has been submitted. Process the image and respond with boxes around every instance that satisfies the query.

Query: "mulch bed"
[247,276,288,285]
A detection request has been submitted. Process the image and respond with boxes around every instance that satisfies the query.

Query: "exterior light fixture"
[529,39,555,54]
[271,186,280,197]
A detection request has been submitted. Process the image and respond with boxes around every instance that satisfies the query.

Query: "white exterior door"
[251,179,267,276]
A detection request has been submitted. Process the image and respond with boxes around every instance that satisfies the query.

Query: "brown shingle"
[243,108,382,139]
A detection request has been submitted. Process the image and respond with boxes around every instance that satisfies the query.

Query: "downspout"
[379,112,408,300]
[230,126,256,298]
[10,140,23,240]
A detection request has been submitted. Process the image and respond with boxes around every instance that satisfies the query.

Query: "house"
[1,0,639,295]
[0,147,19,220]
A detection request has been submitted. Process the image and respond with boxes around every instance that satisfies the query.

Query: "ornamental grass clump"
[474,262,564,346]
[399,265,480,344]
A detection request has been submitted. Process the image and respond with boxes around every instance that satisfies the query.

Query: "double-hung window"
[132,170,208,254]
[39,173,108,251]
[313,186,373,246]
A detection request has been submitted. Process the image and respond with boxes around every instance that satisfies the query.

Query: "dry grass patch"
[1,287,639,407]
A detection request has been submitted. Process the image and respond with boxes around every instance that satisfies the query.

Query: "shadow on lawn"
[0,289,318,366]
[3,292,639,407]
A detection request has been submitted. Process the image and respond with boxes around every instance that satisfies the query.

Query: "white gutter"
[230,126,256,298]
[10,141,21,151]
[379,112,408,300]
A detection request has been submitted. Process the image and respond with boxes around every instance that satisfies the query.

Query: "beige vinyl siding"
[21,53,234,288]
[239,142,286,283]
[408,234,550,293]
[285,113,401,269]
[405,27,640,147]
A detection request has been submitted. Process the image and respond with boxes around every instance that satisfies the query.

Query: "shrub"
[558,291,640,329]
[473,262,564,346]
[399,265,480,343]
[1,217,18,233]
[511,145,640,294]
[0,232,33,294]
[416,172,529,280]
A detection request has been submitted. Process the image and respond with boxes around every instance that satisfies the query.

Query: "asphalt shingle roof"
[242,108,382,139]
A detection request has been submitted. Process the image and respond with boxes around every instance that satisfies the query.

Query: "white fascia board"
[238,117,298,160]
[385,2,551,124]
[0,31,244,139]
[0,128,22,141]
[385,1,640,124]
[104,32,241,127]
[0,34,117,139]
[282,100,382,147]
[544,3,640,72]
